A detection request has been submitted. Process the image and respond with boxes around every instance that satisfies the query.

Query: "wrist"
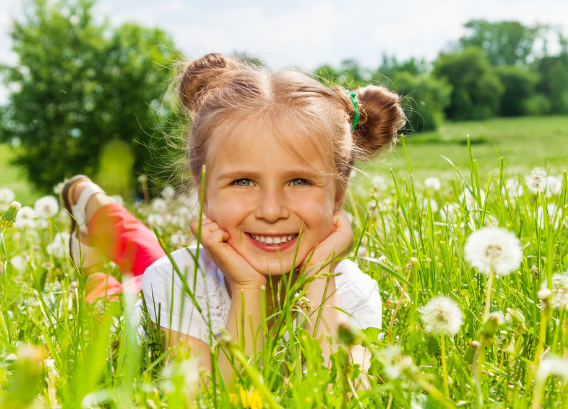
[228,277,267,292]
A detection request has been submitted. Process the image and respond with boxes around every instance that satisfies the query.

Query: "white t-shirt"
[140,246,382,345]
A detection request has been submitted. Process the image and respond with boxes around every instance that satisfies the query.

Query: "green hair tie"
[344,90,359,130]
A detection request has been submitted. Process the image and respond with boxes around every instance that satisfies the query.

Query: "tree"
[493,66,539,116]
[534,54,568,114]
[458,20,544,66]
[0,0,180,194]
[433,48,504,120]
[391,71,452,132]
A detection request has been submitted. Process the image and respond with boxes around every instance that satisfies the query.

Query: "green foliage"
[494,65,539,116]
[374,55,429,80]
[534,54,568,114]
[390,71,452,132]
[459,19,543,66]
[2,140,568,407]
[314,59,369,89]
[433,47,504,120]
[0,0,181,194]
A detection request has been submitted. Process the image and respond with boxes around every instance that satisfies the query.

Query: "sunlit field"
[1,129,568,407]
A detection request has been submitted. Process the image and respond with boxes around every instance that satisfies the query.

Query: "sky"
[1,0,568,102]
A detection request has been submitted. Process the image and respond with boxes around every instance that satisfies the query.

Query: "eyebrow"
[216,169,326,182]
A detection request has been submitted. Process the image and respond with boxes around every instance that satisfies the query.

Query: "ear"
[333,187,346,212]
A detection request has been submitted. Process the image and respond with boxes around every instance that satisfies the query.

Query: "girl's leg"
[68,180,166,301]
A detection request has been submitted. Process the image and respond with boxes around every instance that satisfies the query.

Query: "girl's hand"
[301,210,354,276]
[190,218,266,290]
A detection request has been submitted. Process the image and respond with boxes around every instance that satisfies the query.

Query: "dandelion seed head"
[0,188,15,204]
[424,177,441,191]
[536,355,568,382]
[161,185,176,201]
[47,233,70,259]
[461,189,486,210]
[420,296,463,335]
[16,206,36,229]
[34,196,59,218]
[525,167,547,194]
[440,203,458,222]
[546,175,562,196]
[151,198,167,213]
[170,231,188,247]
[423,198,439,213]
[372,175,387,191]
[464,227,523,276]
[10,255,28,272]
[503,178,523,197]
[551,274,568,310]
[147,213,166,227]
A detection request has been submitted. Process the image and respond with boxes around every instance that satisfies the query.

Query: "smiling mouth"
[247,233,299,245]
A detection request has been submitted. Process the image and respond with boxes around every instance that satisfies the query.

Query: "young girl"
[62,53,405,382]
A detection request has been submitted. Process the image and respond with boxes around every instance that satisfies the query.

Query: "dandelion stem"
[389,262,414,345]
[483,269,495,322]
[472,345,484,408]
[441,334,450,397]
[524,302,549,407]
[551,308,565,354]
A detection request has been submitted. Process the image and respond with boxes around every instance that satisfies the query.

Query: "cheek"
[295,200,335,237]
[205,196,250,232]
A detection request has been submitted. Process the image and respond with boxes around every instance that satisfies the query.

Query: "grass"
[0,144,42,207]
[1,116,568,407]
[364,115,568,183]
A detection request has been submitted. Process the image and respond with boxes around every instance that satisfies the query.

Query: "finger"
[190,218,216,237]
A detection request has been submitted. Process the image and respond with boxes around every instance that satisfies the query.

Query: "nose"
[255,187,289,223]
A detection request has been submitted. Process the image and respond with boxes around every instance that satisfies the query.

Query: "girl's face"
[203,117,345,276]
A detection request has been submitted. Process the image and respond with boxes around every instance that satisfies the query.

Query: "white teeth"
[251,234,296,245]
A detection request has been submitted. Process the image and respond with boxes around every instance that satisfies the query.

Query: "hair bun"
[178,53,240,112]
[353,85,406,157]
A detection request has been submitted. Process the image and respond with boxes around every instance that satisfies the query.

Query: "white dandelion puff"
[34,196,59,218]
[46,232,70,259]
[423,198,438,213]
[170,231,188,247]
[461,189,486,210]
[161,185,176,201]
[551,274,568,310]
[536,355,568,381]
[537,204,559,229]
[372,175,388,191]
[440,203,458,222]
[546,175,562,196]
[525,168,547,194]
[35,218,48,230]
[10,255,28,272]
[147,213,165,227]
[0,188,15,204]
[420,296,463,335]
[151,198,167,213]
[464,227,523,276]
[424,177,441,191]
[503,178,523,197]
[15,206,36,229]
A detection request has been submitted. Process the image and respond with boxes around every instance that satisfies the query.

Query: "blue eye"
[290,179,308,187]
[235,178,253,187]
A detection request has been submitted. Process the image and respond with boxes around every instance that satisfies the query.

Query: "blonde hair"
[178,53,406,190]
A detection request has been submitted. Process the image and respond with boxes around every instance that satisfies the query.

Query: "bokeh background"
[1,0,568,205]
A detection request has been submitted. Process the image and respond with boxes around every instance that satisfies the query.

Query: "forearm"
[217,286,265,384]
[303,266,342,366]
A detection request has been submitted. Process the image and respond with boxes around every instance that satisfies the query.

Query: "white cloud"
[0,0,567,95]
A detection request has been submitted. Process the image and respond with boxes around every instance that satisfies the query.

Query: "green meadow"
[1,115,568,408]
